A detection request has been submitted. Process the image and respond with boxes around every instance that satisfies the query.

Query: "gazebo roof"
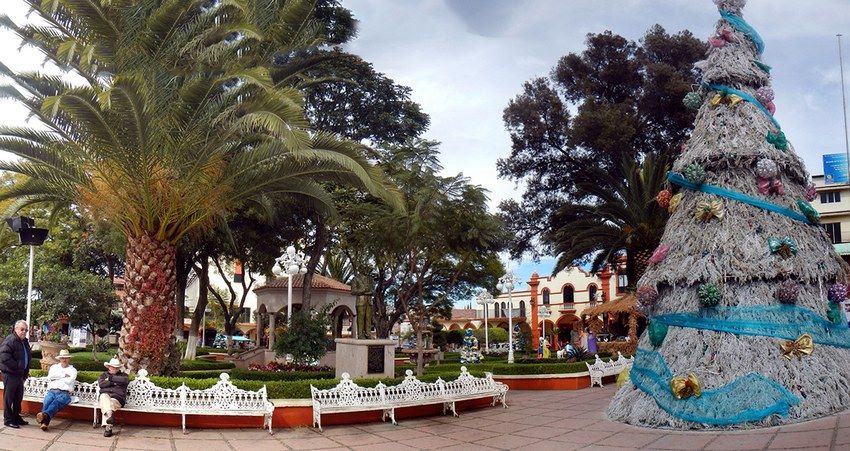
[580,293,644,317]
[253,273,351,293]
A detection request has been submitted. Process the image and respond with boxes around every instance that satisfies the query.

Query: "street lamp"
[539,305,551,357]
[272,245,308,327]
[496,270,517,364]
[5,216,48,340]
[475,291,494,352]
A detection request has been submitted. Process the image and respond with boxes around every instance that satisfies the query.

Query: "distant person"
[0,320,31,428]
[97,358,129,437]
[37,349,77,431]
[587,331,598,354]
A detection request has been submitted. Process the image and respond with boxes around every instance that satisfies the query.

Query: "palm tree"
[547,152,669,288]
[0,0,402,374]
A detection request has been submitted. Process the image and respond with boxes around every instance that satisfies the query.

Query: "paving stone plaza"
[2,386,849,450]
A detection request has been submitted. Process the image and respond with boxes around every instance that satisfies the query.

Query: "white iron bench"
[23,370,274,434]
[585,352,634,388]
[310,366,507,431]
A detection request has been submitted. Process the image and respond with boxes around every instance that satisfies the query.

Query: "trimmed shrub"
[230,368,335,382]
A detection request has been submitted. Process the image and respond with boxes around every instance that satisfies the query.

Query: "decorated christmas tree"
[607,0,850,428]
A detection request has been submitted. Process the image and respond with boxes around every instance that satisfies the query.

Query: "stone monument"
[334,272,395,379]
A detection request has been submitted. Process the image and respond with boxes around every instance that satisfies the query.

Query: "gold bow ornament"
[668,192,684,213]
[780,334,814,360]
[710,93,744,106]
[695,199,724,222]
[616,368,631,388]
[669,373,702,399]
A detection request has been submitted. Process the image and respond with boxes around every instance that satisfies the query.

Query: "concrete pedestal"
[334,338,396,379]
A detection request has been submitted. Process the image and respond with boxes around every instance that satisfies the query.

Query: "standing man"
[37,349,77,431]
[0,320,31,428]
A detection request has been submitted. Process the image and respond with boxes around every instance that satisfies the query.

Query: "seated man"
[97,358,129,437]
[36,349,77,431]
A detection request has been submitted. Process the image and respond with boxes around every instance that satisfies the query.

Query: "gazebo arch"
[463,322,477,330]
[449,323,461,331]
[329,304,354,341]
[556,313,581,345]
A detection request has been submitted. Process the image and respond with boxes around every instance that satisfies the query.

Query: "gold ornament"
[668,193,683,213]
[669,373,702,399]
[616,368,631,388]
[695,199,724,222]
[710,93,744,106]
[780,334,814,360]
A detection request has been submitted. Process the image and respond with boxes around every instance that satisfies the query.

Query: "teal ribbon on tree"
[652,305,850,348]
[630,348,799,425]
[706,83,781,131]
[719,10,765,54]
[667,172,814,225]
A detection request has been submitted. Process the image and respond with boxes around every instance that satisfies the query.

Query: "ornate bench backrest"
[24,377,99,405]
[125,369,186,411]
[184,373,268,412]
[311,373,385,408]
[383,370,442,403]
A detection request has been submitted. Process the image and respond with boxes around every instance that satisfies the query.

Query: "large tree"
[0,0,401,374]
[498,26,706,267]
[335,140,507,339]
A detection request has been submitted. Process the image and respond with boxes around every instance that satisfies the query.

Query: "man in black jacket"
[97,358,129,437]
[0,320,31,428]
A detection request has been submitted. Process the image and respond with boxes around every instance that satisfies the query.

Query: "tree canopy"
[498,26,706,263]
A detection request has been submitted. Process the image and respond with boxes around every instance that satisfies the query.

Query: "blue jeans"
[42,390,71,418]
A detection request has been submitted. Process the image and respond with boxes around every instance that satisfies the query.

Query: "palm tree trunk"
[119,232,178,374]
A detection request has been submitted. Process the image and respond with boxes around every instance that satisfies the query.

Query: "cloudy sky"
[2,0,850,294]
[340,0,850,292]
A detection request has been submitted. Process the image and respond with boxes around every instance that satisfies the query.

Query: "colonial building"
[441,265,626,348]
[812,174,850,262]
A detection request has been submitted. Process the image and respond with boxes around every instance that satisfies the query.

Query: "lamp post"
[496,270,517,364]
[272,245,308,327]
[5,216,48,340]
[475,291,494,352]
[539,305,551,357]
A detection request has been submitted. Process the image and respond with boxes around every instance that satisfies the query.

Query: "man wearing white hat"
[36,349,77,431]
[97,358,128,437]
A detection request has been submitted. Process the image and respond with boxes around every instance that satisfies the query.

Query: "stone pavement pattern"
[2,386,849,450]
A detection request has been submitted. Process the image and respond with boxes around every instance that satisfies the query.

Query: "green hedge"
[32,358,235,372]
[229,368,335,382]
[177,360,235,371]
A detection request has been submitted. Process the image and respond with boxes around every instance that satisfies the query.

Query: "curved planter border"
[3,388,496,430]
[492,371,617,390]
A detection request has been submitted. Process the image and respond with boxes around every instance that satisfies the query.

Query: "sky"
[2,1,850,296]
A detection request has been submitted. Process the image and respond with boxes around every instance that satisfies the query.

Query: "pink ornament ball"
[828,283,848,303]
[766,101,776,115]
[804,184,817,202]
[637,285,659,310]
[708,37,726,48]
[774,280,799,304]
[755,86,775,104]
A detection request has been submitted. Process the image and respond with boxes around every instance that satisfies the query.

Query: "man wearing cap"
[36,349,77,431]
[0,320,31,428]
[97,358,128,437]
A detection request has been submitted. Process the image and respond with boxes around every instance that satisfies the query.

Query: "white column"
[268,314,276,350]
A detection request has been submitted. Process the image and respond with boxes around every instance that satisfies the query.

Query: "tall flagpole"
[838,34,850,182]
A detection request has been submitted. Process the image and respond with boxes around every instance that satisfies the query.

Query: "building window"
[824,222,842,244]
[617,274,628,293]
[519,301,526,317]
[501,302,507,316]
[821,191,841,204]
[494,302,500,318]
[542,289,550,305]
[588,285,598,303]
[563,286,574,303]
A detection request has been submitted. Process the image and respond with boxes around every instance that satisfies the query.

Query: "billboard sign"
[823,153,849,184]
